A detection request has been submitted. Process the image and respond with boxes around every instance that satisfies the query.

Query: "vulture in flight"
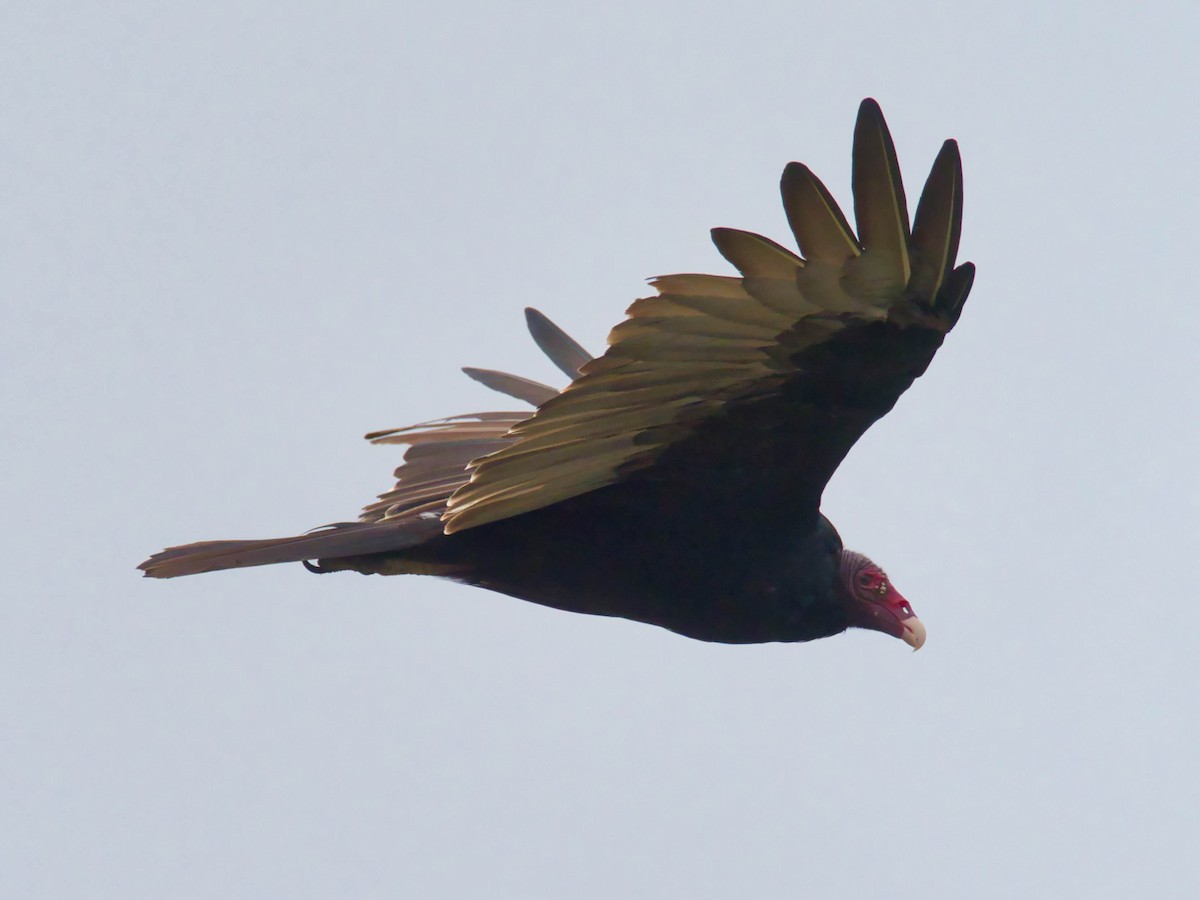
[140,99,973,649]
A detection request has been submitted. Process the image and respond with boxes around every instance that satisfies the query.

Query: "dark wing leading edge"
[442,99,973,535]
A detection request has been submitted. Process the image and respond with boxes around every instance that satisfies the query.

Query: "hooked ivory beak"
[901,615,927,651]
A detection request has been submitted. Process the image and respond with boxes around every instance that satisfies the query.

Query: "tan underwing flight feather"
[525,307,593,377]
[849,97,911,293]
[710,227,805,279]
[461,368,559,406]
[780,163,861,265]
[910,140,964,303]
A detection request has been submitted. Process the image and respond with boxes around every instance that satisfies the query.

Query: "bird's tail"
[138,519,442,579]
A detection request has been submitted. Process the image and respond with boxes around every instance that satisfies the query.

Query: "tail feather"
[138,519,441,579]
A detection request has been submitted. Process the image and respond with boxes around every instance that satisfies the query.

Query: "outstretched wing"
[443,99,973,534]
[137,317,591,578]
[140,98,971,578]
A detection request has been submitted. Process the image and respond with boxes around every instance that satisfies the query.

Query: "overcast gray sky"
[4,2,1199,897]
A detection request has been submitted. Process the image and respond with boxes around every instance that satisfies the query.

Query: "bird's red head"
[838,551,926,650]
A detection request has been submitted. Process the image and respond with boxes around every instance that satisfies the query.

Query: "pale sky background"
[4,2,1199,897]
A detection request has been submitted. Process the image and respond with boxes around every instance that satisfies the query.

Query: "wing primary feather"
[365,412,523,445]
[909,139,964,302]
[710,227,805,278]
[780,162,861,265]
[461,367,559,406]
[649,273,751,299]
[937,261,975,325]
[525,307,593,377]
[851,97,911,286]
[657,293,793,329]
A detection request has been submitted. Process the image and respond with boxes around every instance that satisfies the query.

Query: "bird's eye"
[858,573,873,587]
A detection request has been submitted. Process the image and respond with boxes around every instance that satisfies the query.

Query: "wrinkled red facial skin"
[838,551,917,641]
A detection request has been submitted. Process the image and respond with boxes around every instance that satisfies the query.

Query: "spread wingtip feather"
[461,367,558,406]
[710,227,805,279]
[851,97,912,288]
[524,308,594,378]
[780,162,861,266]
[938,262,975,325]
[910,139,964,303]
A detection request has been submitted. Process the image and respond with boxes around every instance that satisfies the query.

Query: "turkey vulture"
[140,99,973,649]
